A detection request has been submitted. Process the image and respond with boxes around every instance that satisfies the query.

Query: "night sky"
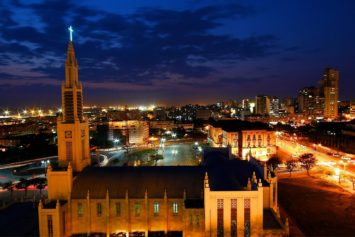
[0,0,354,107]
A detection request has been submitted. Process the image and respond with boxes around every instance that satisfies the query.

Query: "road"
[277,136,355,177]
[156,144,199,166]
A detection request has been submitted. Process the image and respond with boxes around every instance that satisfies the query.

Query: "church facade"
[38,38,288,237]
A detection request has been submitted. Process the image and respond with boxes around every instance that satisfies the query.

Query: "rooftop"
[71,166,205,199]
[209,118,271,132]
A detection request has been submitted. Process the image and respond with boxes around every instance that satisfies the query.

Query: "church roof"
[208,118,270,132]
[203,149,269,190]
[71,166,205,199]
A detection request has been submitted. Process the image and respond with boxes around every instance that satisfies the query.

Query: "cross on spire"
[68,26,74,42]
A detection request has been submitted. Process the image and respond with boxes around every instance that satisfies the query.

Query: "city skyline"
[0,0,355,107]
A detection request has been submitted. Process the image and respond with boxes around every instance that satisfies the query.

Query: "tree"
[267,156,281,172]
[16,178,30,197]
[2,182,14,197]
[285,159,297,176]
[299,153,317,175]
[31,178,47,196]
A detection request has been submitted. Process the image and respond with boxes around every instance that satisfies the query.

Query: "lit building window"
[115,202,121,216]
[62,212,66,234]
[231,199,237,237]
[47,215,53,237]
[217,199,224,237]
[135,203,141,217]
[77,203,83,217]
[66,142,72,161]
[172,202,178,215]
[153,201,159,215]
[244,199,251,237]
[267,135,271,146]
[97,203,102,217]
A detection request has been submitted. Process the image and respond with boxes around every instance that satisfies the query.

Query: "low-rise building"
[208,119,276,161]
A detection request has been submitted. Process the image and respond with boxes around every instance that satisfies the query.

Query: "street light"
[42,160,50,177]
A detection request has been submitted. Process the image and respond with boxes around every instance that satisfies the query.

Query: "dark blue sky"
[0,0,354,107]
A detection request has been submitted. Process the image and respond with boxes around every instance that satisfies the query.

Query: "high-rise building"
[56,41,91,172]
[255,95,270,115]
[297,86,324,117]
[269,97,280,116]
[321,68,339,119]
[350,100,355,119]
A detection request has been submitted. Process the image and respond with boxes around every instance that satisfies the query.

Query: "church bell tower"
[57,26,91,172]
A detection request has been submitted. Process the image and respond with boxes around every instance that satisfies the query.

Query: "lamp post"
[114,138,119,148]
[42,160,50,177]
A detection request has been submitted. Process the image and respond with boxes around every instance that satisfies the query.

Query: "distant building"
[269,97,280,116]
[107,110,141,121]
[154,107,167,120]
[350,100,355,119]
[255,96,270,115]
[208,119,276,161]
[320,68,339,119]
[297,87,324,118]
[196,108,212,120]
[109,120,149,145]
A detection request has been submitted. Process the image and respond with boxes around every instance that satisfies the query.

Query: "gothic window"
[81,139,85,160]
[172,202,178,215]
[135,203,141,217]
[217,199,224,237]
[62,212,66,234]
[96,203,102,217]
[244,199,251,237]
[47,215,53,237]
[66,142,72,161]
[115,202,121,217]
[77,203,83,217]
[153,201,159,215]
[252,135,256,147]
[231,199,237,237]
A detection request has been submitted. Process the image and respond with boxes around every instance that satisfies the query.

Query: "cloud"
[0,0,277,102]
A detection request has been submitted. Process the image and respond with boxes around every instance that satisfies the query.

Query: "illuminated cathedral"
[38,28,289,237]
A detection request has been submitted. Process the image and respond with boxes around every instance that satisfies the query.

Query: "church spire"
[65,41,78,87]
[62,26,83,122]
[57,26,91,172]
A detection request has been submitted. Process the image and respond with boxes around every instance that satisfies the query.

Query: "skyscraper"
[255,95,270,115]
[321,68,339,119]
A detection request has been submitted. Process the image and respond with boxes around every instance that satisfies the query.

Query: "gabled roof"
[203,149,269,190]
[71,166,205,199]
[209,118,270,132]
